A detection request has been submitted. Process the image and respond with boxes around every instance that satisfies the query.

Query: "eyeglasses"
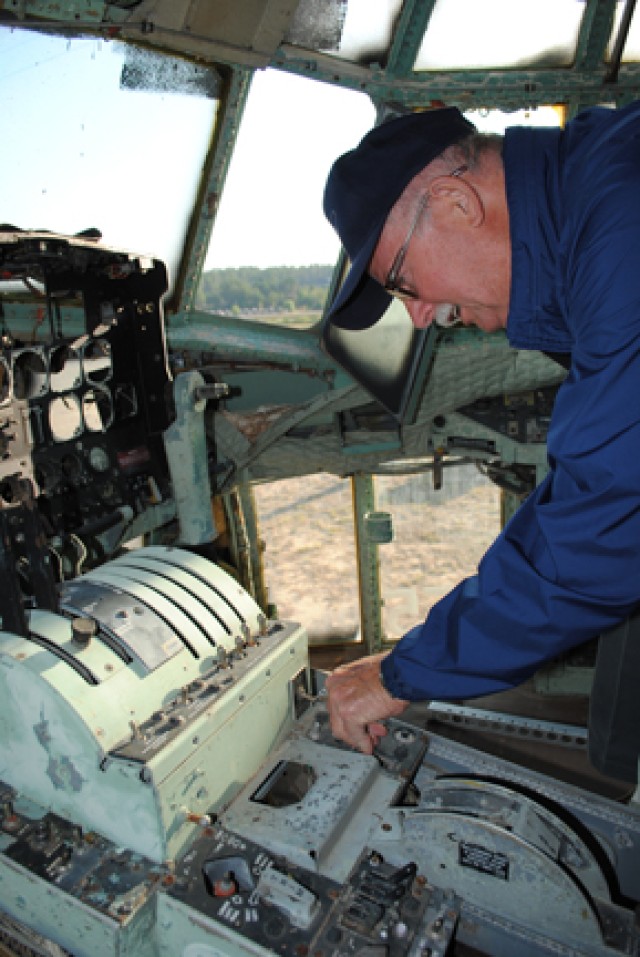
[383,164,469,302]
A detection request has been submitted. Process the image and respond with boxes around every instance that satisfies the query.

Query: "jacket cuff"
[380,654,403,699]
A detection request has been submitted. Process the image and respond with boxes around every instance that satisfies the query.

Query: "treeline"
[197,264,333,314]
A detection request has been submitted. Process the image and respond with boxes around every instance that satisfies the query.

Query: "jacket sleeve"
[382,126,640,703]
[382,334,640,702]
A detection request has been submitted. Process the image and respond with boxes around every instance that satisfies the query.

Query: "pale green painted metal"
[14,0,636,113]
[241,337,564,489]
[340,437,402,456]
[228,384,359,486]
[0,854,157,957]
[0,547,307,864]
[273,0,636,111]
[168,310,341,378]
[0,301,85,341]
[112,499,178,550]
[151,624,308,861]
[221,487,249,585]
[430,409,550,471]
[567,0,619,117]
[575,0,618,71]
[163,370,217,544]
[364,510,394,545]
[157,893,267,957]
[351,473,385,654]
[533,661,595,697]
[173,68,253,315]
[501,488,525,527]
[236,473,270,614]
[2,0,129,25]
[385,0,438,78]
[273,49,640,111]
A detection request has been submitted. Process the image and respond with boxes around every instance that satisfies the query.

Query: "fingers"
[325,654,408,754]
[368,721,389,747]
[331,711,378,755]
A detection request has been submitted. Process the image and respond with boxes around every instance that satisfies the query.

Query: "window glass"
[467,105,565,134]
[609,0,640,61]
[0,27,217,289]
[254,475,360,643]
[376,465,501,643]
[255,467,501,648]
[326,0,403,62]
[200,69,375,327]
[415,0,585,71]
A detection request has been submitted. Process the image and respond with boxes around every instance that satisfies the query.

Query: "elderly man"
[322,103,640,756]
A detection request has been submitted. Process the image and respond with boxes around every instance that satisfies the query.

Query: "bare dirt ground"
[253,469,501,643]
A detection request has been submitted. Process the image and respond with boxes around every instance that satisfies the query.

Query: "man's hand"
[325,653,408,754]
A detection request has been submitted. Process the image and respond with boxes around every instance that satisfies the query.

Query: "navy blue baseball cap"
[323,107,476,330]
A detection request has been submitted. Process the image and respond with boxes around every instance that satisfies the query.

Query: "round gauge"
[89,446,110,473]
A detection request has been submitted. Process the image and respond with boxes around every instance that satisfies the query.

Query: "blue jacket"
[382,101,640,701]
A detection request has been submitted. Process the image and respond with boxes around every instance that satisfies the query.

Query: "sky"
[204,70,376,269]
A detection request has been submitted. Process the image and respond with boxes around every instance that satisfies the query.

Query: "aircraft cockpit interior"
[1,3,640,956]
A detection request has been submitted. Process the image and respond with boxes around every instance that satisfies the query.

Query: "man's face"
[369,176,511,333]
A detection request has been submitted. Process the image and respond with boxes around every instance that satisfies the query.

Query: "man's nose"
[405,300,436,329]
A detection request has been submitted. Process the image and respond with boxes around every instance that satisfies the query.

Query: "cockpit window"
[0,28,218,293]
[414,0,586,70]
[199,68,374,328]
[610,0,640,60]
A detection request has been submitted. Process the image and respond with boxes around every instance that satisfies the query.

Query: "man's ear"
[428,176,485,228]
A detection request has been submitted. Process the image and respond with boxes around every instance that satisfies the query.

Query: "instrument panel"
[0,230,175,634]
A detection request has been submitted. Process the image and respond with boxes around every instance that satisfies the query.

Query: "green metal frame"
[351,473,384,654]
[170,68,253,315]
[11,1,638,114]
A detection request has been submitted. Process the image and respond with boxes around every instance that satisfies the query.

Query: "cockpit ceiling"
[4,0,640,109]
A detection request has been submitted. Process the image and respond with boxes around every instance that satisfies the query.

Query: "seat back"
[588,612,640,783]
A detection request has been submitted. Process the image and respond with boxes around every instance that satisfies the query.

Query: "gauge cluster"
[0,230,175,633]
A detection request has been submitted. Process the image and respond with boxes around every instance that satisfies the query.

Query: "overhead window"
[414,0,585,71]
[608,0,640,61]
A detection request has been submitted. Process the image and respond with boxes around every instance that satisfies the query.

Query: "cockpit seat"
[588,612,640,785]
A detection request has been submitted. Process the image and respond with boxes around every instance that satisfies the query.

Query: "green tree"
[197,264,333,315]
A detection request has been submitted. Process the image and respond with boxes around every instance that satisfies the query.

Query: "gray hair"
[390,132,503,221]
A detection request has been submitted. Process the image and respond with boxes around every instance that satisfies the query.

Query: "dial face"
[89,445,110,473]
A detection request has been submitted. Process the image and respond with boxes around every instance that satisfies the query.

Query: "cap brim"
[325,224,392,331]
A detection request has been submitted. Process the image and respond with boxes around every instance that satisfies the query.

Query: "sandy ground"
[253,468,501,643]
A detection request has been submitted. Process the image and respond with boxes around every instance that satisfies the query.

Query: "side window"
[198,69,375,327]
[254,475,360,643]
[377,467,501,642]
[254,468,501,650]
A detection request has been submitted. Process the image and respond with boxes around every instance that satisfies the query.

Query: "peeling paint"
[222,405,295,442]
[47,754,85,792]
[34,711,85,791]
[33,716,52,750]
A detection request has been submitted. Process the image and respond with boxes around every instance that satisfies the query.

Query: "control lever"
[256,866,319,930]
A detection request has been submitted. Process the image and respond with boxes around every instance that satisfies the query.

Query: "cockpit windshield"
[1,29,217,292]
